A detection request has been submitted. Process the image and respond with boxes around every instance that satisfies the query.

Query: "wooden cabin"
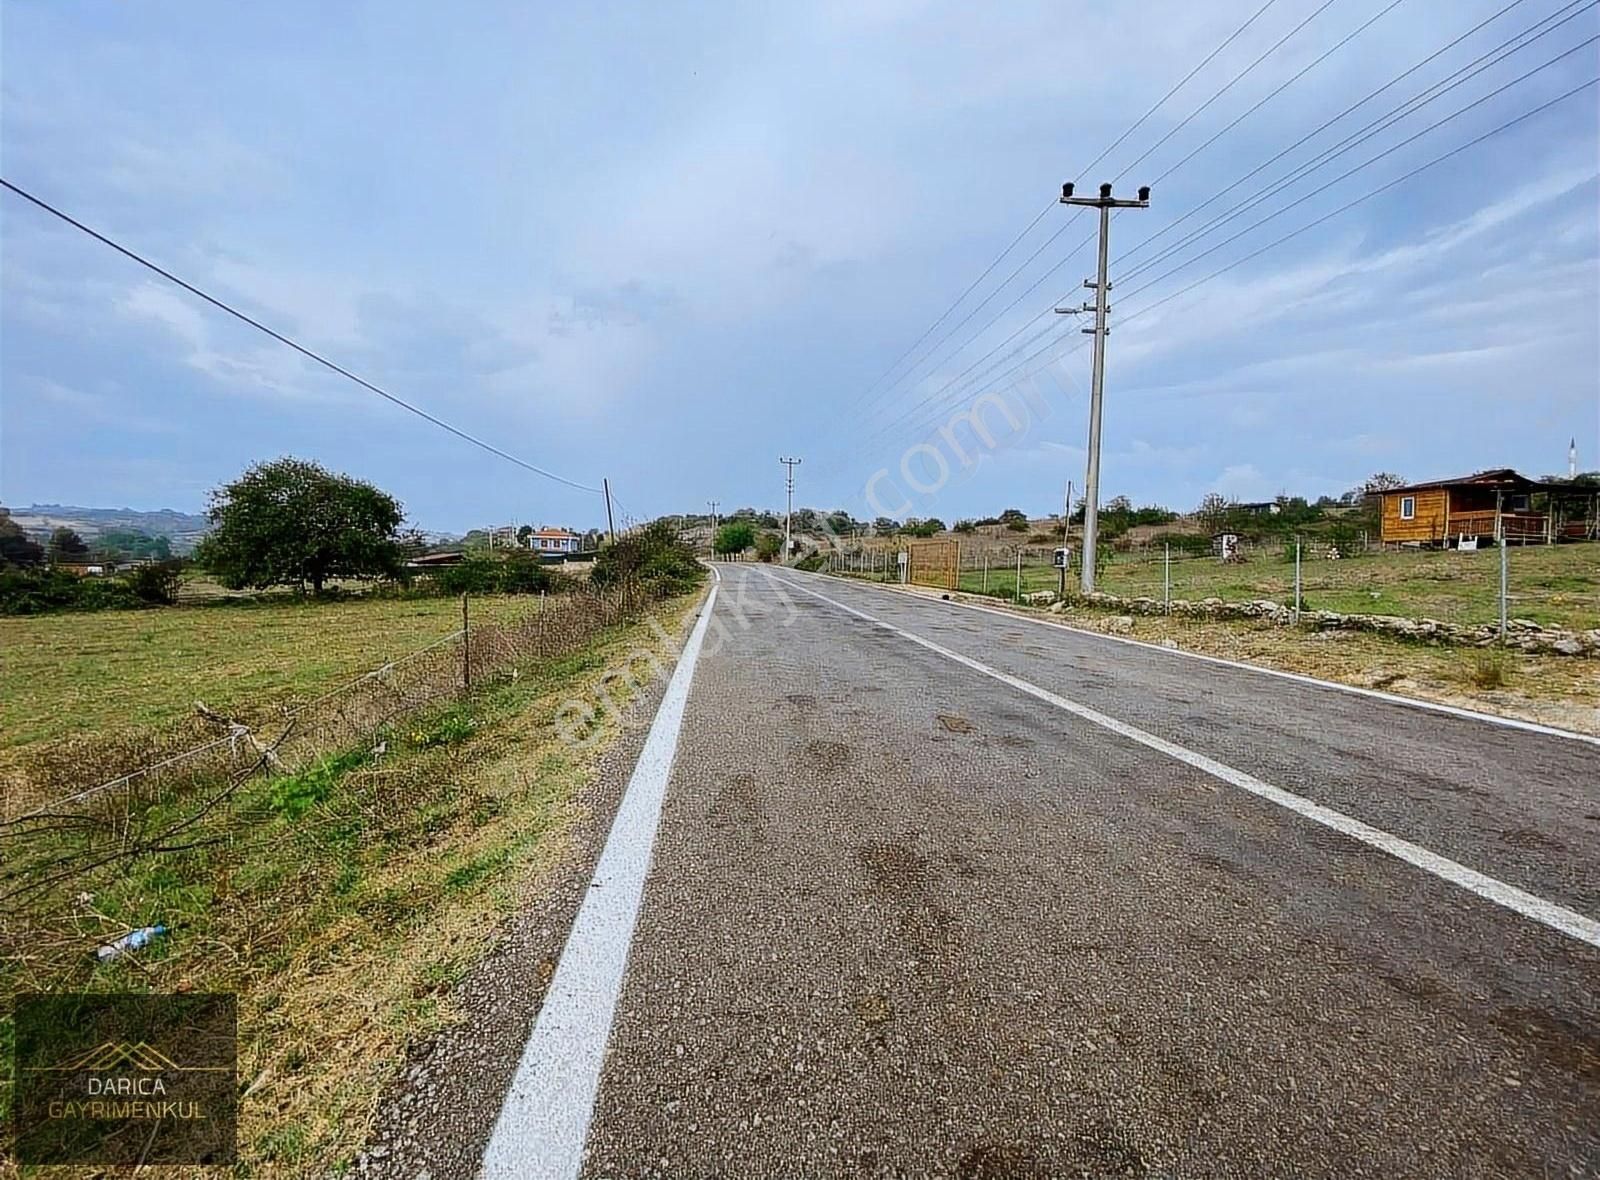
[1378,469,1599,546]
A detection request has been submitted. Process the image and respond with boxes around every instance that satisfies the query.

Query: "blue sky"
[2,0,1596,533]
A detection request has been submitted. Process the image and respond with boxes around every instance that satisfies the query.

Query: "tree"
[998,507,1028,523]
[872,517,900,535]
[1195,492,1231,534]
[194,457,404,592]
[0,513,44,568]
[755,531,782,562]
[714,521,757,555]
[1363,472,1407,493]
[47,527,90,563]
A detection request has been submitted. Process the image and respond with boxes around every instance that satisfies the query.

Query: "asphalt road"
[491,566,1600,1178]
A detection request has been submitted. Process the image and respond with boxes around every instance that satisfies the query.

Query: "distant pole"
[1164,543,1171,613]
[1499,537,1508,644]
[983,553,989,593]
[461,593,471,693]
[779,456,802,563]
[603,478,617,543]
[708,500,719,534]
[1015,548,1022,601]
[1293,538,1302,623]
[1059,180,1150,594]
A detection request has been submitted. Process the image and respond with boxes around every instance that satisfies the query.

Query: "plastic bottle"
[96,925,167,962]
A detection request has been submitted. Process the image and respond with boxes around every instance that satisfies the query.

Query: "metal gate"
[908,540,960,590]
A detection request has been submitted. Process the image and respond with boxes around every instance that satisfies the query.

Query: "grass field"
[0,588,702,1173]
[0,593,539,757]
[949,543,1599,631]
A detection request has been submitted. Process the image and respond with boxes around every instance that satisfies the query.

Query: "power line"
[850,1,1592,454]
[1113,0,1344,183]
[1119,2,1597,285]
[1149,0,1411,187]
[847,0,1376,456]
[921,76,1600,421]
[846,0,1294,431]
[1115,0,1545,272]
[0,178,605,495]
[856,199,1057,405]
[1116,36,1599,300]
[1081,0,1286,179]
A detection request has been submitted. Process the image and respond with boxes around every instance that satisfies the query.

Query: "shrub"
[793,553,826,572]
[434,555,503,596]
[591,520,704,595]
[124,558,187,605]
[0,568,143,615]
[496,552,557,595]
[1466,650,1511,690]
[1145,532,1211,557]
[755,532,782,562]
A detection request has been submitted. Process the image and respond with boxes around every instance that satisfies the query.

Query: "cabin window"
[1399,496,1415,520]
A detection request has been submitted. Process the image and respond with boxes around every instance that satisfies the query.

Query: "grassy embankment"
[0,585,701,1173]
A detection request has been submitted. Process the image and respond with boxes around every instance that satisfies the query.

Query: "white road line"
[771,573,1600,951]
[805,571,1600,747]
[480,584,719,1179]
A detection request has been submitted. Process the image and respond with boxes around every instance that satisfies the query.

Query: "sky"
[2,0,1597,534]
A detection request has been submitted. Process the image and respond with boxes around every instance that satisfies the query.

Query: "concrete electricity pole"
[779,457,802,560]
[1060,181,1149,593]
[707,500,719,532]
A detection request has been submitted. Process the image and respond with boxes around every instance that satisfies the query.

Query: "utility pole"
[707,500,719,533]
[779,456,802,561]
[602,478,617,544]
[1060,181,1149,594]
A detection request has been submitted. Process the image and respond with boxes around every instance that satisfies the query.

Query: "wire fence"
[0,584,653,904]
[826,538,1599,634]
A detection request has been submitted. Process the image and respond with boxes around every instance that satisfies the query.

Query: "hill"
[3,503,211,553]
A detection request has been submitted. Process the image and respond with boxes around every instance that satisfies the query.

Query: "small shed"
[1377,469,1597,546]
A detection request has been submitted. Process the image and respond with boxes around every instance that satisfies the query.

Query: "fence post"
[1293,538,1302,624]
[1164,543,1170,614]
[1015,549,1022,602]
[982,554,989,593]
[461,593,471,693]
[1499,537,1508,644]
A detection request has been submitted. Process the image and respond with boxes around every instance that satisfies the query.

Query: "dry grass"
[0,588,702,1174]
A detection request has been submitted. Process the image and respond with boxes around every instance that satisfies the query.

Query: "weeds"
[1465,648,1512,690]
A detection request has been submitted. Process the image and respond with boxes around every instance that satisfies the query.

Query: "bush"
[755,532,782,562]
[434,555,504,596]
[1145,531,1211,557]
[0,568,143,615]
[591,521,704,595]
[793,553,826,572]
[124,558,187,605]
[496,552,557,595]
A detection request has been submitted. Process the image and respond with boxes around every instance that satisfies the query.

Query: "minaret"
[1571,437,1579,479]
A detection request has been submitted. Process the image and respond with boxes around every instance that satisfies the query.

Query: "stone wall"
[1027,590,1599,658]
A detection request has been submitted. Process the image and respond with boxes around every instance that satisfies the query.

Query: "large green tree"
[194,458,404,592]
[713,521,756,555]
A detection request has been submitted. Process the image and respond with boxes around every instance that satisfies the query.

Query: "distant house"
[405,551,465,569]
[1234,501,1282,516]
[1377,469,1599,546]
[529,528,582,555]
